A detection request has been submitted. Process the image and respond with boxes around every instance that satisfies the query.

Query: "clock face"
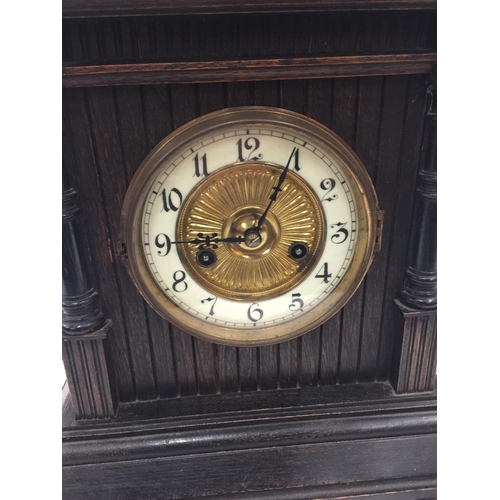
[121,107,380,346]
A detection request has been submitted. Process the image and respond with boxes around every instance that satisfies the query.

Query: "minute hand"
[256,147,297,231]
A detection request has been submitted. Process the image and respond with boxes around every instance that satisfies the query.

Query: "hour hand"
[172,233,244,249]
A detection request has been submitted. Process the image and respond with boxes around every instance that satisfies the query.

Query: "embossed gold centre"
[177,162,325,301]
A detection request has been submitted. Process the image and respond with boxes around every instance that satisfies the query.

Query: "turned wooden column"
[391,76,437,394]
[62,183,117,419]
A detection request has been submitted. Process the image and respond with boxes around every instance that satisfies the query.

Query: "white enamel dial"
[144,129,356,325]
[121,107,379,346]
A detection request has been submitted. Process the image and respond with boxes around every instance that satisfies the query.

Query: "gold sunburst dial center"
[177,162,326,301]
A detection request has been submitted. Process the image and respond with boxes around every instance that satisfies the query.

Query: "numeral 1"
[290,148,300,171]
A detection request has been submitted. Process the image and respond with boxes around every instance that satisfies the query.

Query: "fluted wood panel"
[62,10,436,65]
[62,329,115,419]
[391,303,437,393]
[62,74,427,401]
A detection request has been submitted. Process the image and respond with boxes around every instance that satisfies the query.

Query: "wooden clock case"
[62,1,437,498]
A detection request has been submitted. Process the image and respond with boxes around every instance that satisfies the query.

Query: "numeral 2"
[320,178,338,202]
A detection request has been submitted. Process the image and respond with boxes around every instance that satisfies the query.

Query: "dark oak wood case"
[62,2,437,498]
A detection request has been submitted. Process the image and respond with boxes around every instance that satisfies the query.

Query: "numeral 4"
[315,263,332,283]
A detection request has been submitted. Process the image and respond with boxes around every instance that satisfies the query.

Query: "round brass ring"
[120,107,380,346]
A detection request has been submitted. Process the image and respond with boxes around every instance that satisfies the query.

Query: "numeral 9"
[154,234,171,256]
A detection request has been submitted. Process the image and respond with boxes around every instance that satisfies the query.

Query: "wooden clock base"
[62,382,436,499]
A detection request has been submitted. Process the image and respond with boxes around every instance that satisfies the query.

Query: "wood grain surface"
[63,0,437,18]
[63,54,437,87]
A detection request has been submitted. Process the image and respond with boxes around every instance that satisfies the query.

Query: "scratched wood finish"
[62,73,427,401]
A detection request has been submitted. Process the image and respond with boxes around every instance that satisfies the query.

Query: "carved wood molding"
[391,301,436,394]
[62,53,437,88]
[62,382,436,498]
[63,322,117,420]
[62,0,438,18]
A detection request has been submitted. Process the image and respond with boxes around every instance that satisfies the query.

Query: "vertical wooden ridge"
[86,86,157,401]
[63,326,116,419]
[372,75,412,378]
[391,303,436,393]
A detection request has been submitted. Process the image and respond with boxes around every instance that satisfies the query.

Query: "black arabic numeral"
[237,137,262,162]
[289,293,304,312]
[193,153,209,178]
[201,296,218,316]
[154,234,172,256]
[291,148,300,171]
[315,262,332,283]
[161,187,183,212]
[331,222,349,244]
[320,178,338,202]
[247,303,264,323]
[172,270,188,292]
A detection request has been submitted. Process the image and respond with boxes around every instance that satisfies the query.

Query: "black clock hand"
[171,233,244,248]
[256,147,298,231]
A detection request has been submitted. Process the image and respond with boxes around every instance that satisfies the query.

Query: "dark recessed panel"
[62,75,427,401]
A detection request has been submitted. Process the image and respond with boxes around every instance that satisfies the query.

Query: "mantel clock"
[62,3,437,499]
[121,107,382,346]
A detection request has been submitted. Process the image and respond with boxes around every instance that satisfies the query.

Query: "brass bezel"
[120,107,380,347]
